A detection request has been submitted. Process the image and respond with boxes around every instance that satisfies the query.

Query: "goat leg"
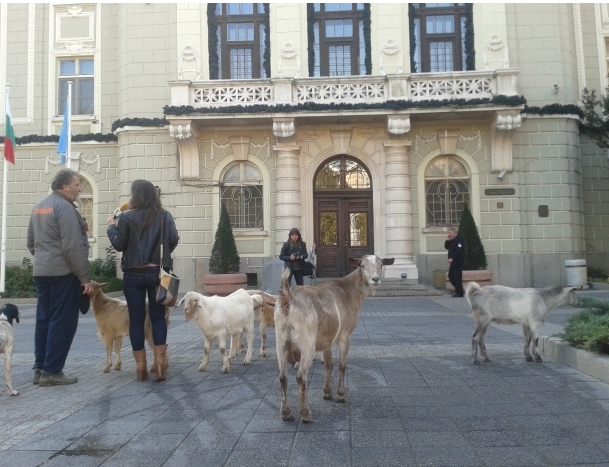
[228,333,239,360]
[103,335,112,373]
[243,327,253,365]
[296,371,313,423]
[322,348,333,400]
[260,322,267,358]
[114,336,123,370]
[198,338,211,371]
[523,326,534,362]
[219,334,231,373]
[336,339,350,403]
[531,328,543,363]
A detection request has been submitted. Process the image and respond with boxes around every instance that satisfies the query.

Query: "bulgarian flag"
[4,96,15,165]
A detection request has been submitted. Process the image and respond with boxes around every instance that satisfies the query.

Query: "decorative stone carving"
[273,119,295,138]
[44,151,100,174]
[278,43,301,78]
[67,5,83,16]
[229,136,251,160]
[437,129,460,155]
[387,116,410,135]
[169,123,192,140]
[296,81,385,103]
[379,39,403,75]
[330,129,352,154]
[483,35,509,71]
[491,110,521,172]
[177,46,201,80]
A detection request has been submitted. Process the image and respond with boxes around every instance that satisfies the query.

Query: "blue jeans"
[122,268,167,351]
[34,274,81,373]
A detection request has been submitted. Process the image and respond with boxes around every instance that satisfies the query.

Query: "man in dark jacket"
[27,168,95,386]
[445,227,465,297]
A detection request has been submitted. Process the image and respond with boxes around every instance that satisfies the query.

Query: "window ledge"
[422,227,456,234]
[234,229,268,237]
[51,115,97,124]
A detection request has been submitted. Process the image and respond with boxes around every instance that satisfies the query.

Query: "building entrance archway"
[313,156,373,277]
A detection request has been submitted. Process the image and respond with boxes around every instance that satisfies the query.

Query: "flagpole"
[1,85,10,293]
[66,81,72,169]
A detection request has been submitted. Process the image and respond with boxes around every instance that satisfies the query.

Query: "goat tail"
[279,268,292,316]
[464,282,481,302]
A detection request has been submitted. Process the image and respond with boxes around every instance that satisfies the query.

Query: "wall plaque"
[484,188,515,196]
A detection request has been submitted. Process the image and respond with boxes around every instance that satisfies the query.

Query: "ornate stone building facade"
[1,3,608,291]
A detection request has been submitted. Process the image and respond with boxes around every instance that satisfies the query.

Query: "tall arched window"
[425,155,470,227]
[75,176,94,238]
[221,161,263,229]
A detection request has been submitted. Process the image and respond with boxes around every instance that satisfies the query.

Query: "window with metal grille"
[58,58,94,115]
[213,3,268,79]
[309,3,369,77]
[424,155,470,227]
[314,157,371,190]
[410,3,469,73]
[221,162,263,229]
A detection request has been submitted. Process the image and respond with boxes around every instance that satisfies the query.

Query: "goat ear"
[176,296,185,307]
[347,257,362,268]
[382,257,395,266]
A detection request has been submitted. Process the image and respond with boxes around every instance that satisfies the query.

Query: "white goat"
[178,288,256,373]
[465,282,578,364]
[247,290,278,357]
[275,255,394,423]
[90,281,169,373]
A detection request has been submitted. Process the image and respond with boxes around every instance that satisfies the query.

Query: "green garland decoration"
[524,104,583,118]
[16,133,117,145]
[408,4,417,73]
[306,4,315,77]
[464,4,475,71]
[164,95,527,117]
[111,117,168,133]
[363,4,372,75]
[207,4,219,80]
[263,3,271,78]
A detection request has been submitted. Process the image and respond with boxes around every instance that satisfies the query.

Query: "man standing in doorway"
[27,168,95,386]
[445,227,465,298]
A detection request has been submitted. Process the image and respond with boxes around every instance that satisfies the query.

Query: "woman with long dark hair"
[107,180,179,381]
[279,227,308,286]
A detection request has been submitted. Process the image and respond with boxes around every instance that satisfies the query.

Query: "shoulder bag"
[156,211,180,307]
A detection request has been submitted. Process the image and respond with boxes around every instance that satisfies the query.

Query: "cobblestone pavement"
[1,291,608,466]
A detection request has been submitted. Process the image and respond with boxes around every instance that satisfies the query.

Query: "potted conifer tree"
[446,205,493,291]
[204,203,248,296]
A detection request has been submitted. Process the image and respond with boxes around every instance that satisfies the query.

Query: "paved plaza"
[1,291,609,466]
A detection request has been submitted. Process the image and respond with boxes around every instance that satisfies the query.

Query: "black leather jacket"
[279,240,308,270]
[107,209,179,272]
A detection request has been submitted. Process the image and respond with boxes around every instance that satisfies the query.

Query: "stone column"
[383,140,419,279]
[273,143,302,254]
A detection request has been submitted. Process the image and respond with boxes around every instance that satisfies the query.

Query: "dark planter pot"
[204,273,248,296]
[446,269,493,292]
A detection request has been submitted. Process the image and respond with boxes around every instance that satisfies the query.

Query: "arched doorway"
[313,156,373,277]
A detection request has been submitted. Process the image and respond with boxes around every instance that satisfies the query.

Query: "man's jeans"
[34,274,81,373]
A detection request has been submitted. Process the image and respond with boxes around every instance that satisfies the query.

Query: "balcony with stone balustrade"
[166,70,523,178]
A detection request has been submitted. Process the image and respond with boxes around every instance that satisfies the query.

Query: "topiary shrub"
[209,203,240,274]
[458,204,488,270]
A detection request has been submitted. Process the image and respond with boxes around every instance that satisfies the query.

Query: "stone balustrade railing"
[168,69,519,109]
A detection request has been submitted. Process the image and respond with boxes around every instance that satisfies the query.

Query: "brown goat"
[90,281,170,373]
[247,290,278,357]
[275,255,394,423]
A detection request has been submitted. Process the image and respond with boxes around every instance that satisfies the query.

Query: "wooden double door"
[314,195,373,277]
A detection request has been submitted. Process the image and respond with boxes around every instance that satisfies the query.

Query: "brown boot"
[132,349,149,381]
[153,344,168,381]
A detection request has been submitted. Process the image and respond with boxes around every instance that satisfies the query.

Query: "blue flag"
[57,107,69,165]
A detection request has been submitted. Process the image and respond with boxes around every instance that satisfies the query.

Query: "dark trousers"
[448,261,464,296]
[34,274,81,373]
[289,269,304,286]
[123,268,167,351]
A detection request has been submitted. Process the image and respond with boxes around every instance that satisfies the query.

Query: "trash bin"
[565,259,587,287]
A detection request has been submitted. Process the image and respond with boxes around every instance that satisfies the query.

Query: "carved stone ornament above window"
[273,119,295,138]
[379,39,403,75]
[170,123,192,140]
[278,43,301,78]
[387,116,410,135]
[483,35,509,71]
[177,46,201,80]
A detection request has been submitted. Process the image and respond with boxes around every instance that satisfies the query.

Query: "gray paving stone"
[3,294,609,466]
